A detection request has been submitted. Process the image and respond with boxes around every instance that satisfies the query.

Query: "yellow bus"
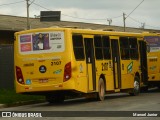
[14,28,147,103]
[143,32,160,88]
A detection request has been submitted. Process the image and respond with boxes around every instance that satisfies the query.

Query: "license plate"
[39,79,48,83]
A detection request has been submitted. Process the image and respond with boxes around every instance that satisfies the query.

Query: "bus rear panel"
[14,29,75,94]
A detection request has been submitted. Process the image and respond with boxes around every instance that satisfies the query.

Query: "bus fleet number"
[51,61,61,66]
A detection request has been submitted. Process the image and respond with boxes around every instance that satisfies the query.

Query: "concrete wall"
[0,30,15,89]
[0,45,14,89]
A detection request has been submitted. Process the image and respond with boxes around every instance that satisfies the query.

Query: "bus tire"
[129,76,140,96]
[97,78,105,101]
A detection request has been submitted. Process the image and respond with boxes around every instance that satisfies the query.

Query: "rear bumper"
[16,79,75,94]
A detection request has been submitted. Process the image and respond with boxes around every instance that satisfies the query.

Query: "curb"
[0,100,45,109]
[0,104,6,108]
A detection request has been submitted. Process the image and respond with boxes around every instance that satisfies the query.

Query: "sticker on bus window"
[20,43,32,52]
[19,31,65,54]
[20,35,31,43]
[49,32,65,52]
[32,33,50,50]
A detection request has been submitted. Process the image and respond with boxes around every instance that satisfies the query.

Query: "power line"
[32,2,51,11]
[111,15,123,19]
[62,14,122,21]
[128,16,142,24]
[128,16,145,29]
[31,1,160,30]
[126,0,144,19]
[128,16,160,29]
[29,0,35,6]
[123,0,144,31]
[0,1,24,7]
[32,2,122,21]
[61,14,106,20]
[145,24,160,29]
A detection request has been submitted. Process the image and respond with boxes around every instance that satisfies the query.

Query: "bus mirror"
[147,45,150,53]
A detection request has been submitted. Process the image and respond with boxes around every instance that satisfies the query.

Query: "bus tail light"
[64,62,71,82]
[16,66,24,84]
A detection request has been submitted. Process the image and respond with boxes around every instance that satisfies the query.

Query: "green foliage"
[0,89,45,106]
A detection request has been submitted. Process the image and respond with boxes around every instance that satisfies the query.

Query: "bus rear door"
[110,38,121,90]
[84,36,96,92]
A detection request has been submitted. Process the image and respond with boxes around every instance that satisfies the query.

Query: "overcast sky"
[0,0,160,30]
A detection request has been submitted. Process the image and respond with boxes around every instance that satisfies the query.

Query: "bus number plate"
[39,79,48,83]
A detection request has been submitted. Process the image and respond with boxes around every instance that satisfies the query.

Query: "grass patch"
[0,89,45,105]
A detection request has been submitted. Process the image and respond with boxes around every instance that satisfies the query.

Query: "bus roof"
[15,27,143,37]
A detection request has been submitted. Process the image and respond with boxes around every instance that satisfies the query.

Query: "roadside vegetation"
[0,89,45,106]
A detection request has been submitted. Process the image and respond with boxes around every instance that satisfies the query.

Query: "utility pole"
[140,22,145,29]
[123,13,126,32]
[26,0,30,30]
[122,0,144,32]
[26,0,35,29]
[107,19,112,26]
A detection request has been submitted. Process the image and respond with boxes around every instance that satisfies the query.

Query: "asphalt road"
[0,88,159,120]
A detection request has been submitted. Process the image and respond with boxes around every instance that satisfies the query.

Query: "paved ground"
[0,88,159,120]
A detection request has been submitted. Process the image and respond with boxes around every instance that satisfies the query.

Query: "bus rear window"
[18,31,65,54]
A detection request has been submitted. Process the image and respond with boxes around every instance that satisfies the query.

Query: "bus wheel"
[129,76,140,96]
[46,93,65,104]
[97,78,105,101]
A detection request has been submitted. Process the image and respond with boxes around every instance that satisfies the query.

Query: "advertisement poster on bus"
[19,31,65,54]
[144,36,160,52]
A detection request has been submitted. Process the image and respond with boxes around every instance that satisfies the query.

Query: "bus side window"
[94,35,103,60]
[102,36,111,59]
[72,35,85,61]
[120,37,130,60]
[129,37,139,60]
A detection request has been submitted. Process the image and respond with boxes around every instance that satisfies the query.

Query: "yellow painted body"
[14,28,143,94]
[147,52,160,82]
[143,33,160,85]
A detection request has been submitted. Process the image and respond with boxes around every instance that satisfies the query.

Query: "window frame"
[129,37,139,60]
[94,35,103,60]
[72,34,85,61]
[120,37,130,60]
[102,36,111,60]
